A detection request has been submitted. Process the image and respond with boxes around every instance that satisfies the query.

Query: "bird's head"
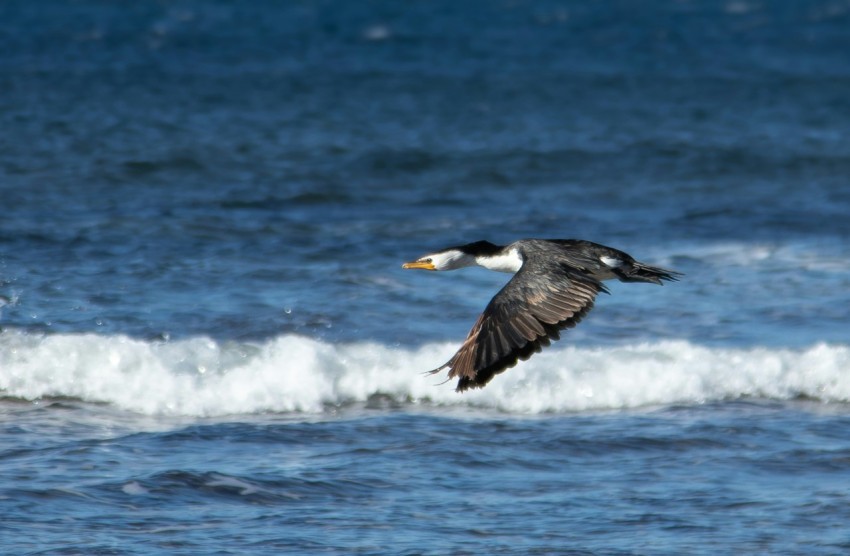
[402,248,472,271]
[402,241,501,271]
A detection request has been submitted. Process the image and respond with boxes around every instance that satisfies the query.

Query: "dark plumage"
[402,239,681,392]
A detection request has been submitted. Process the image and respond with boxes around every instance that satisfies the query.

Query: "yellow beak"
[402,261,436,271]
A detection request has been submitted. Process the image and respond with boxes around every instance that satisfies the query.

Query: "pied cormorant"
[402,239,681,392]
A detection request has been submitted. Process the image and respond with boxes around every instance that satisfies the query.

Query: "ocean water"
[2,1,850,554]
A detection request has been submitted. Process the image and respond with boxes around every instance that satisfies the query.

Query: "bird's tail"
[614,261,682,285]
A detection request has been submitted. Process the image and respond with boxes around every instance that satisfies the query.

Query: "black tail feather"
[614,262,683,285]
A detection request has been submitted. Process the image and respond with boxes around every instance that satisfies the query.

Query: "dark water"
[2,1,850,554]
[4,401,850,555]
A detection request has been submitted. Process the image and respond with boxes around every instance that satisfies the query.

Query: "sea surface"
[2,1,850,554]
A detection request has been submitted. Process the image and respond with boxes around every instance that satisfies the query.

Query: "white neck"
[476,248,523,273]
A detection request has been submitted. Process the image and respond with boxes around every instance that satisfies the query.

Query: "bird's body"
[402,239,681,392]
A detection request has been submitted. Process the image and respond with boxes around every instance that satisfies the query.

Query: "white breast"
[476,248,523,273]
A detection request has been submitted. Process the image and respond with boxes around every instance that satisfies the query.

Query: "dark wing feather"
[429,261,605,392]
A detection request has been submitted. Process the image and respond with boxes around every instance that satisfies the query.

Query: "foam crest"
[1,330,848,416]
[678,241,850,272]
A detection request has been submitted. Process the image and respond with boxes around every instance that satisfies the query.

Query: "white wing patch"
[600,256,623,268]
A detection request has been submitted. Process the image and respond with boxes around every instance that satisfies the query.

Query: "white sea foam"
[1,330,848,416]
[674,240,850,272]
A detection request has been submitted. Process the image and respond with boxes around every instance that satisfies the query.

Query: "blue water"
[2,1,850,554]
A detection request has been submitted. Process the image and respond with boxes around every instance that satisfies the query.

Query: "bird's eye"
[422,258,432,263]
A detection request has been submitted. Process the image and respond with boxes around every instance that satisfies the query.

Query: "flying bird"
[402,239,681,392]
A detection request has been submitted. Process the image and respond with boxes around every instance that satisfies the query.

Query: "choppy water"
[2,1,850,554]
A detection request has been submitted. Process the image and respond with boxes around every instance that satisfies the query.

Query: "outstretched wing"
[429,261,606,392]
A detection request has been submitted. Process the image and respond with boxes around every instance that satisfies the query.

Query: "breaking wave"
[1,330,848,416]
